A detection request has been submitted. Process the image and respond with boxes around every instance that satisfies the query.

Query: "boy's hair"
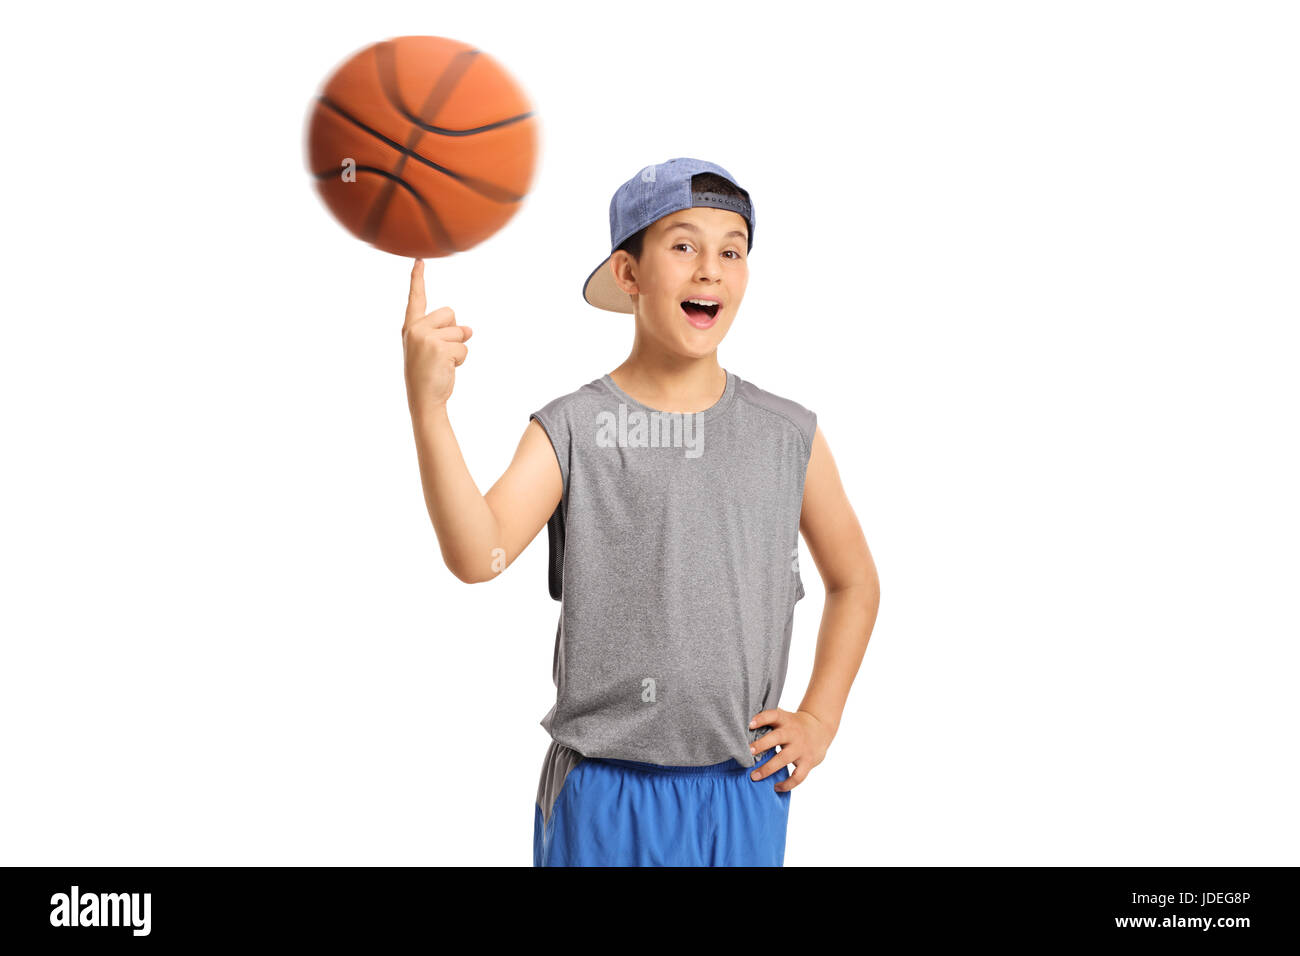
[614,172,749,263]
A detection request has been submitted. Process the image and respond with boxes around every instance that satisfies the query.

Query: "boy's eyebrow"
[665,220,748,241]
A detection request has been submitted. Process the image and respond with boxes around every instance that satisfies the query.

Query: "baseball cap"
[582,157,755,314]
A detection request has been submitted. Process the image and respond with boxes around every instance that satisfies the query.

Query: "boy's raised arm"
[402,259,561,584]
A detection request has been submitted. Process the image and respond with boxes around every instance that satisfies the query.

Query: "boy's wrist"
[410,397,449,427]
[798,705,841,739]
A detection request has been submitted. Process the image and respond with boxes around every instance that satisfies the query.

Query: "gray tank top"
[529,368,816,769]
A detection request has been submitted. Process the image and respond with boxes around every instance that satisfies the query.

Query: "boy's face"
[610,205,749,357]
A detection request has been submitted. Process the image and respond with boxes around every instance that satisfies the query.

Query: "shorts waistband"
[589,750,775,776]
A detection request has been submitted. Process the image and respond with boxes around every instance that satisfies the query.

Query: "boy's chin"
[668,336,724,362]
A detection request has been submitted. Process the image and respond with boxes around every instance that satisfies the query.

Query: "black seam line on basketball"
[414,111,535,136]
[315,96,527,204]
[357,165,451,251]
[405,47,476,127]
[370,42,532,135]
[336,165,455,253]
[361,45,475,236]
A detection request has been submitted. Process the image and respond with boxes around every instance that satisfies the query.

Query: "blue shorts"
[533,741,792,867]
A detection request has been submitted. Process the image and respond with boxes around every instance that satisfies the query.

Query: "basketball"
[305,36,538,258]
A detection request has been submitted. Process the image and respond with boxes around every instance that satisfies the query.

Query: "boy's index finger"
[405,258,426,326]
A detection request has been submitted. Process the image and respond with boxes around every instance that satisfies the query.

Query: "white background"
[2,1,1296,866]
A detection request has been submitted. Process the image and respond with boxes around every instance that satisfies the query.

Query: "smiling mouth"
[681,300,720,320]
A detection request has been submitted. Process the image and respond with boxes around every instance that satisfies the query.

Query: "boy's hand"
[402,258,473,413]
[747,708,832,791]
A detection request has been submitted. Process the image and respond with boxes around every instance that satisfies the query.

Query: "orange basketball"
[305,36,539,258]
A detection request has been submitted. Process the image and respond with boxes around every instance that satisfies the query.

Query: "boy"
[402,157,879,866]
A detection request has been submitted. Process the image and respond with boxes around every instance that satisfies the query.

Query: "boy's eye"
[674,242,741,259]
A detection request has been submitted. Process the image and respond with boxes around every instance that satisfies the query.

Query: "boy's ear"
[610,250,639,296]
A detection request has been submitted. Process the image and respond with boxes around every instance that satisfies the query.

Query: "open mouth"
[681,299,720,321]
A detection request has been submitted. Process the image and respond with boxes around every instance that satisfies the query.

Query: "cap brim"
[582,253,634,314]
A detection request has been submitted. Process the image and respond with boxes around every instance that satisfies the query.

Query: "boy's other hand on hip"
[747,708,832,791]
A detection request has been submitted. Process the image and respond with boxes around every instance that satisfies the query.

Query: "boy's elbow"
[862,567,881,605]
[831,569,880,606]
[449,564,482,585]
[446,556,488,585]
[439,544,476,585]
[444,548,507,585]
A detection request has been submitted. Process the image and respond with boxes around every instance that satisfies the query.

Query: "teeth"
[684,299,719,307]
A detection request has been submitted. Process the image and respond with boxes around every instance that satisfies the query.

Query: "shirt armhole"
[530,411,566,602]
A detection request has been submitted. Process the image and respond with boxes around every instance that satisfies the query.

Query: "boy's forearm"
[409,400,501,582]
[797,580,880,738]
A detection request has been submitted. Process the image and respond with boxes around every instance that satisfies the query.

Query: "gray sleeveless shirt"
[529,368,816,769]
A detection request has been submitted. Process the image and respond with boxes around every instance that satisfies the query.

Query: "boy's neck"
[606,359,727,415]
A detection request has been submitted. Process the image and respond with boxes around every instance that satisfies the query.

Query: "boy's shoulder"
[733,373,818,452]
[529,375,607,424]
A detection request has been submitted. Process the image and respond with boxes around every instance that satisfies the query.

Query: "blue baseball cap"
[582,157,755,313]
